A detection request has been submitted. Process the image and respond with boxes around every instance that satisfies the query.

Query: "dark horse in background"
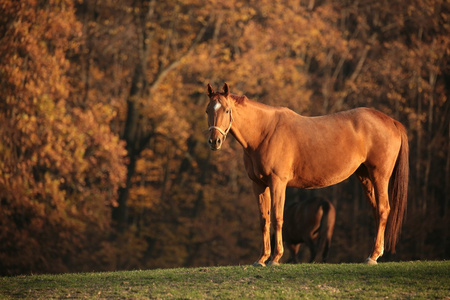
[205,83,409,266]
[279,197,336,263]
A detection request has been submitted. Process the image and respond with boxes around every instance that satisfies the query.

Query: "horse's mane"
[230,93,285,112]
[230,94,248,104]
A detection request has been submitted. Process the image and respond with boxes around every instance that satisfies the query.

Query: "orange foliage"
[0,0,127,275]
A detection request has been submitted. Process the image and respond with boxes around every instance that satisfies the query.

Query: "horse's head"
[206,83,233,151]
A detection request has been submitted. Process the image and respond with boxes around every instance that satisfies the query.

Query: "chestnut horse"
[205,83,408,266]
[280,197,336,263]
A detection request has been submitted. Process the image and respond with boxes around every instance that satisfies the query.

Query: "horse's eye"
[225,110,230,114]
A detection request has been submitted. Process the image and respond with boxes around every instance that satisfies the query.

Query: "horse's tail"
[316,199,336,262]
[386,123,409,253]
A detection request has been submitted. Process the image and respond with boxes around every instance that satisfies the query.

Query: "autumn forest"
[1,0,449,275]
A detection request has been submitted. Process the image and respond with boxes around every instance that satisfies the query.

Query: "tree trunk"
[112,65,145,231]
[113,149,138,232]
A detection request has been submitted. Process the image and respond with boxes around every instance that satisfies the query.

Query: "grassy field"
[1,261,449,299]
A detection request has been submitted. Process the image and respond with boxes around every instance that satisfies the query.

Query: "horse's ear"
[207,83,214,98]
[223,83,230,97]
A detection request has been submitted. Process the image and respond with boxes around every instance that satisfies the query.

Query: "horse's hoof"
[253,262,266,267]
[267,261,280,266]
[364,257,378,265]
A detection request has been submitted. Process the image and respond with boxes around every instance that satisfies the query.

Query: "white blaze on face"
[214,102,221,111]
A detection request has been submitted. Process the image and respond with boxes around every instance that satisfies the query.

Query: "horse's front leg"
[268,178,287,265]
[252,182,272,267]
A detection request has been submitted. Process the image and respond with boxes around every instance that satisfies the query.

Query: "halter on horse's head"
[206,83,234,150]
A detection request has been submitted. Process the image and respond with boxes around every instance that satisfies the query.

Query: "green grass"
[1,261,449,299]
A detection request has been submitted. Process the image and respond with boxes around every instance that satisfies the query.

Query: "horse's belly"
[288,156,363,189]
[288,173,353,189]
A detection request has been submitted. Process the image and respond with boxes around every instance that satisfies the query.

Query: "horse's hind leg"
[369,175,391,263]
[356,165,390,264]
[356,165,379,264]
[308,241,317,263]
[356,168,382,264]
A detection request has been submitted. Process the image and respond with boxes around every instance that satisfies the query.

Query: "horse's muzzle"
[208,136,222,151]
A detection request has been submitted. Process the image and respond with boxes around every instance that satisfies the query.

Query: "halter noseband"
[208,105,234,141]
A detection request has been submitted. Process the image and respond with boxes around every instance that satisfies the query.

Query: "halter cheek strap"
[208,109,233,141]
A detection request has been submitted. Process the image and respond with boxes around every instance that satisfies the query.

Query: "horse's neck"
[230,98,274,151]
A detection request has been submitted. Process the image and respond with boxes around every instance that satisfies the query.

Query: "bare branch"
[149,17,211,93]
[349,34,377,83]
[349,46,369,83]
